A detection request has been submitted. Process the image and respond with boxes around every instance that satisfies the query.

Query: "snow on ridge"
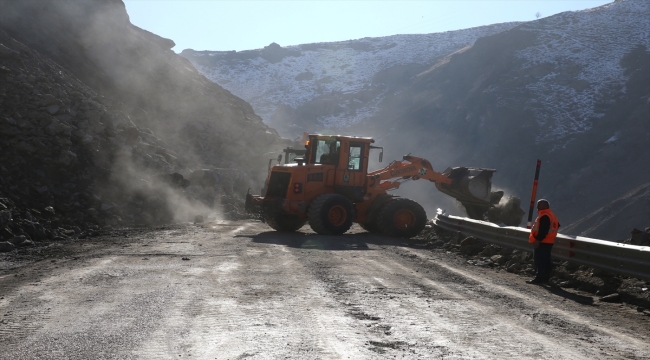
[187,22,521,126]
[514,0,650,144]
[186,0,649,140]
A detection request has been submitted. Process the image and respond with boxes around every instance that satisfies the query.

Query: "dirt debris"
[486,196,526,226]
[416,224,650,309]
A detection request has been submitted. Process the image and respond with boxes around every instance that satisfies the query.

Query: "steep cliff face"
[0,0,290,243]
[1,0,287,170]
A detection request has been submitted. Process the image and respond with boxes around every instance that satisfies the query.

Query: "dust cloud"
[102,151,223,226]
[0,0,286,227]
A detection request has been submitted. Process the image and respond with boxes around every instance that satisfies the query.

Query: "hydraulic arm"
[367,155,452,191]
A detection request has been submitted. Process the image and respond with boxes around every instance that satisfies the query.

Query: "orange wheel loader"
[245,134,497,238]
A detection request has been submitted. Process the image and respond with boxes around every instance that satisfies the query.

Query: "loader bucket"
[435,167,496,219]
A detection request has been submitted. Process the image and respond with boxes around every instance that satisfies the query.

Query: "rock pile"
[0,196,98,253]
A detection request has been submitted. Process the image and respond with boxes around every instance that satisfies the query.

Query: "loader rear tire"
[308,194,355,235]
[377,198,427,238]
[264,206,306,232]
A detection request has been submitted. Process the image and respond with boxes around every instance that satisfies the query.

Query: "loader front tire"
[264,206,306,232]
[377,199,427,238]
[308,194,355,235]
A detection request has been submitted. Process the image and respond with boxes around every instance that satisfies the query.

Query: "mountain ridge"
[181,22,522,137]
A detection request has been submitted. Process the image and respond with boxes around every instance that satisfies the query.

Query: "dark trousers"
[533,243,554,281]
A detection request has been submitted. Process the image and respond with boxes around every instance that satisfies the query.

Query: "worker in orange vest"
[526,199,560,284]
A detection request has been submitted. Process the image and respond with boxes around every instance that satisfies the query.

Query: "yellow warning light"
[306,140,310,146]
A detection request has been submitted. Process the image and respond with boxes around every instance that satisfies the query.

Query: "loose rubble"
[415,223,650,309]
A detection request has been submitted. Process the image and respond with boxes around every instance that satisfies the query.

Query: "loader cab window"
[286,153,298,164]
[313,139,340,165]
[284,150,305,164]
[348,143,363,171]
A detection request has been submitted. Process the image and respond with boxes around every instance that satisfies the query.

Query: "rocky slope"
[181,23,521,138]
[0,0,290,249]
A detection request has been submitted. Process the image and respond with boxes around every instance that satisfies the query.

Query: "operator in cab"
[318,140,340,165]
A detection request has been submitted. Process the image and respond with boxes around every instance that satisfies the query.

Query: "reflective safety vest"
[529,209,559,244]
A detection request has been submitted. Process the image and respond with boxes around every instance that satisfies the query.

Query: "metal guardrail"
[433,209,650,281]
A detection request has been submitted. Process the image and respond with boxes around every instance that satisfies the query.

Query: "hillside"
[0,0,289,245]
[184,0,649,240]
[181,23,520,138]
[357,0,650,240]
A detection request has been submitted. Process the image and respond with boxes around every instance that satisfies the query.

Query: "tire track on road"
[394,246,650,358]
[2,221,648,359]
[293,241,646,359]
[1,255,174,360]
[137,223,374,359]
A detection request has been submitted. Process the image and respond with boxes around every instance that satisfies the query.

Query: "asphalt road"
[1,220,649,359]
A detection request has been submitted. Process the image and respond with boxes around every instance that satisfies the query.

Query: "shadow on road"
[541,284,595,305]
[239,230,416,251]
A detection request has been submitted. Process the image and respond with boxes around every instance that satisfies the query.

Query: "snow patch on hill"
[514,0,650,144]
[184,23,520,125]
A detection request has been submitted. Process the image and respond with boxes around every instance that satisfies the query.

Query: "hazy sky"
[123,0,612,52]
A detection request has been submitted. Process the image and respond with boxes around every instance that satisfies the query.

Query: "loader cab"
[306,135,374,201]
[306,135,373,170]
[309,137,341,166]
